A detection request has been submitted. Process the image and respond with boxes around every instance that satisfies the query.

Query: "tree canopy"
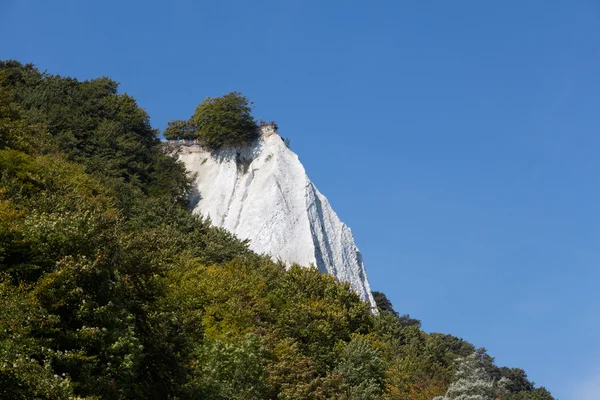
[164,92,260,150]
[191,92,258,148]
[0,61,555,400]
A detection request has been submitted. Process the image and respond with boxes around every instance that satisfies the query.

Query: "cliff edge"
[176,125,377,309]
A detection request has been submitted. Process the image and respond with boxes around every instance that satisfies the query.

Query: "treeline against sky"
[0,61,553,400]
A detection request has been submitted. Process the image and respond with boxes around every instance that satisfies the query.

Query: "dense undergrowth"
[0,61,554,400]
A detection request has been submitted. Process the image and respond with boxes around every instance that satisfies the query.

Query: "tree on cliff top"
[190,92,258,149]
[163,119,196,140]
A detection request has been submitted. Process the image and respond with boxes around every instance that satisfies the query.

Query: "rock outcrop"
[176,125,376,309]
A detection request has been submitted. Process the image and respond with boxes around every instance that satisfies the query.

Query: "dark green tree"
[519,387,555,400]
[163,119,196,140]
[373,291,396,315]
[372,291,421,328]
[190,92,258,149]
[333,337,386,399]
[0,60,557,400]
[190,334,269,400]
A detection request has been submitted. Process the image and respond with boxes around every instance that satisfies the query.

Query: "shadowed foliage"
[0,61,555,400]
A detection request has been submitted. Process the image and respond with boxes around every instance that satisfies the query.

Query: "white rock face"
[176,125,376,309]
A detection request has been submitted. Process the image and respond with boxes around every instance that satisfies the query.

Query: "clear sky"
[2,1,599,398]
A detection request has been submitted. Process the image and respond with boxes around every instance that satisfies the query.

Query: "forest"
[0,60,554,400]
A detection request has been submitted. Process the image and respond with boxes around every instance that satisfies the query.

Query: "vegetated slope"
[0,61,554,400]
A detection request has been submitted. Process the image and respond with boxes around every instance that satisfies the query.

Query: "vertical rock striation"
[176,125,377,309]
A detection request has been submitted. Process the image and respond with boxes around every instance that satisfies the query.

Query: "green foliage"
[0,60,555,400]
[373,290,397,314]
[333,337,386,399]
[163,119,196,140]
[517,387,554,400]
[373,291,421,331]
[434,352,508,400]
[267,338,323,399]
[273,266,372,370]
[0,60,192,209]
[191,334,269,400]
[0,280,83,399]
[190,92,259,149]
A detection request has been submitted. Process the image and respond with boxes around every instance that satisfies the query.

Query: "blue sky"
[2,1,599,398]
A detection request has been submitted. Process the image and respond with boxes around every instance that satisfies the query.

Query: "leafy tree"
[434,352,508,400]
[189,334,270,400]
[270,265,372,373]
[0,60,191,209]
[373,291,397,315]
[0,60,556,400]
[383,325,448,400]
[499,367,533,393]
[163,119,196,140]
[499,367,553,400]
[519,387,554,400]
[0,280,83,399]
[333,336,386,399]
[190,92,259,149]
[372,291,420,328]
[267,338,323,399]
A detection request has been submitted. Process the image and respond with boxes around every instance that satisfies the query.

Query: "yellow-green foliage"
[0,60,554,400]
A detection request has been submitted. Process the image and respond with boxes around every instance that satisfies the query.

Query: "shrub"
[191,92,258,149]
[163,119,196,140]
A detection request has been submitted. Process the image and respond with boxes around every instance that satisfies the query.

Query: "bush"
[163,119,196,140]
[191,92,258,149]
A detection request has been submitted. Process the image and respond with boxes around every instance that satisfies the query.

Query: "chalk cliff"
[176,125,376,309]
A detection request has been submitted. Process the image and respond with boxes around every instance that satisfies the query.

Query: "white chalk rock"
[176,125,376,309]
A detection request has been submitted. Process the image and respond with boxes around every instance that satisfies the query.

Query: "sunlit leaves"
[190,92,259,149]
